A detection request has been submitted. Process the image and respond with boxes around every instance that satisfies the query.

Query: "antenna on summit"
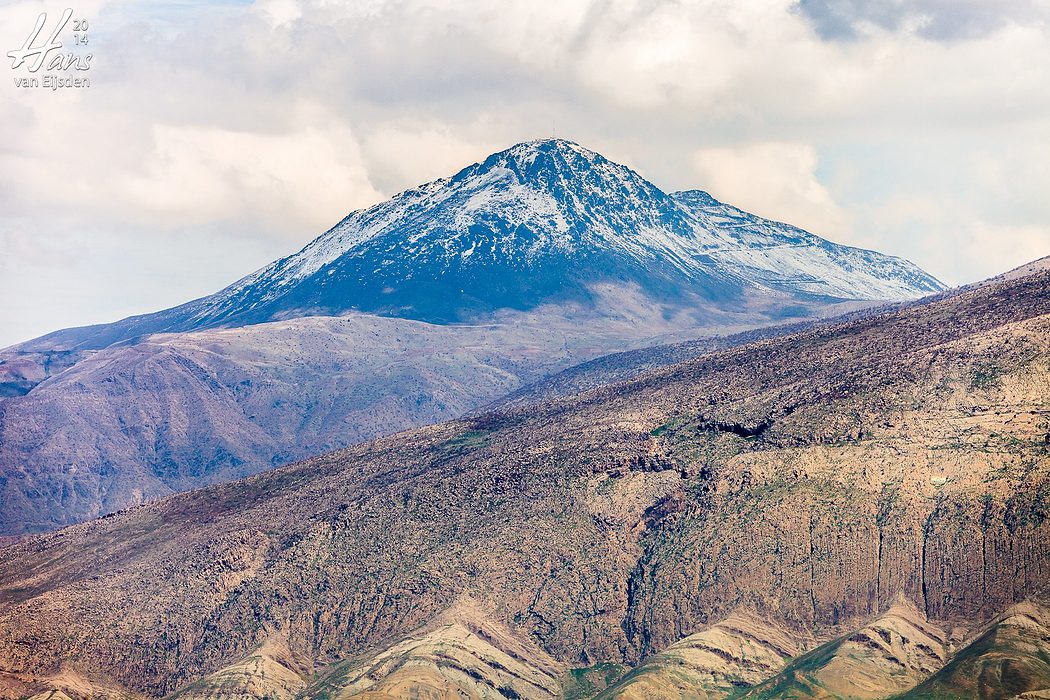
[552,120,556,139]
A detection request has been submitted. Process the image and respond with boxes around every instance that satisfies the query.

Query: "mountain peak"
[178,137,945,327]
[25,138,945,345]
[672,189,723,208]
[462,137,641,196]
[493,137,597,163]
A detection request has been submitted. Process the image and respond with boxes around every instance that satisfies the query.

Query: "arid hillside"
[0,263,1047,699]
[0,307,733,536]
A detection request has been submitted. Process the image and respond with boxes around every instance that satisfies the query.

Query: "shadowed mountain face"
[0,314,612,534]
[0,140,945,537]
[0,262,1045,699]
[190,141,940,327]
[0,301,876,537]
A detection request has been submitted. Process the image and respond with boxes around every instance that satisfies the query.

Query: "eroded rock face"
[596,612,807,699]
[0,268,1047,699]
[306,599,566,700]
[901,602,1050,699]
[739,598,947,698]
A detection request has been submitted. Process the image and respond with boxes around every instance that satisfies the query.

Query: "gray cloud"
[795,0,1049,40]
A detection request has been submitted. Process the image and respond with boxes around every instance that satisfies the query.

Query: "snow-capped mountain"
[191,138,941,328]
[670,190,942,301]
[18,139,942,355]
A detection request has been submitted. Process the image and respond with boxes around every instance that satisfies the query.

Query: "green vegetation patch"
[895,622,1050,699]
[970,363,1003,390]
[597,475,619,496]
[439,428,493,454]
[735,636,843,699]
[563,661,630,700]
[651,415,754,469]
[650,415,688,437]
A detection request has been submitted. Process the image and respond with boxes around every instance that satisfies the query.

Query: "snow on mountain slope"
[671,189,943,301]
[190,139,745,328]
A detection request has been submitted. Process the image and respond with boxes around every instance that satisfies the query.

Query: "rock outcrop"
[740,597,947,698]
[901,602,1050,699]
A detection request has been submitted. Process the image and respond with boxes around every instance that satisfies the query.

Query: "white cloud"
[360,122,500,194]
[964,222,1050,275]
[860,191,1050,286]
[0,90,382,238]
[256,0,302,28]
[123,116,384,232]
[692,142,852,242]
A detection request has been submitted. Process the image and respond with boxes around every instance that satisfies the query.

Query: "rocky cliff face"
[0,264,1045,699]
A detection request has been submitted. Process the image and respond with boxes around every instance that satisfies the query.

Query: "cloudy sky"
[2,0,1049,346]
